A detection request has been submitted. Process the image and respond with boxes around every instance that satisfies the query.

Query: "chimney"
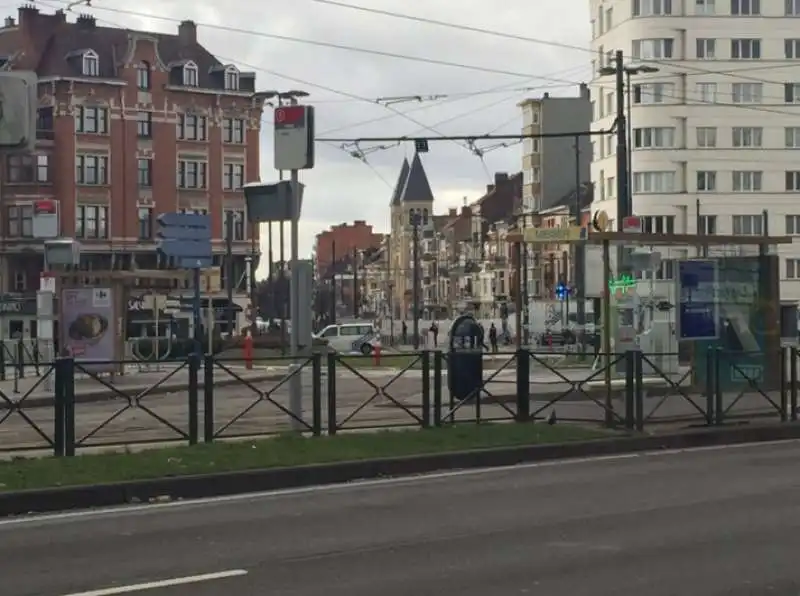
[448,208,457,217]
[4,16,14,27]
[18,4,38,35]
[494,172,508,185]
[579,82,590,99]
[543,92,550,99]
[486,184,495,194]
[76,13,95,28]
[179,20,197,45]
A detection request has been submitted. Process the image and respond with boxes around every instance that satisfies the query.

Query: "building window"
[36,107,54,138]
[696,0,716,14]
[788,0,800,15]
[222,118,245,144]
[75,204,109,239]
[732,126,763,147]
[138,207,153,239]
[182,62,198,86]
[136,111,152,138]
[786,259,800,279]
[224,67,239,91]
[6,205,33,237]
[732,171,762,191]
[632,127,675,148]
[632,171,675,193]
[785,39,800,58]
[223,209,246,241]
[82,50,99,76]
[523,168,540,185]
[223,163,244,190]
[76,154,109,185]
[786,215,800,234]
[733,214,763,235]
[698,215,717,234]
[178,208,208,216]
[632,38,674,59]
[696,38,716,58]
[13,273,25,292]
[6,154,49,183]
[136,61,151,90]
[732,83,762,103]
[731,39,761,59]
[731,0,760,14]
[632,0,673,16]
[137,158,152,187]
[75,106,108,134]
[523,137,540,154]
[697,171,717,191]
[695,82,717,104]
[177,114,207,141]
[696,126,717,147]
[177,160,207,189]
[641,215,676,234]
[785,83,800,103]
[786,127,800,147]
[786,171,800,191]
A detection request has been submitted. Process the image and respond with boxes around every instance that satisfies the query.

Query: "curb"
[4,373,285,410]
[1,422,799,517]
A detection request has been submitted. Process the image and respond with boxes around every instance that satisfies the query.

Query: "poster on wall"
[60,287,116,372]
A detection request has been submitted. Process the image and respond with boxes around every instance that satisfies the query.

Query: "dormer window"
[224,66,239,91]
[182,61,198,86]
[82,50,99,76]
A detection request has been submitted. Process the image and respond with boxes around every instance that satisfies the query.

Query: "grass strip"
[0,424,612,492]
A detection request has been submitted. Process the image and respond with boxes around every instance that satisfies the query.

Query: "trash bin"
[448,314,484,402]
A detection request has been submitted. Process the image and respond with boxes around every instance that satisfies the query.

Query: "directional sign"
[157,212,213,269]
[676,259,719,341]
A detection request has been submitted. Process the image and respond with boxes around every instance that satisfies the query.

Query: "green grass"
[0,424,613,492]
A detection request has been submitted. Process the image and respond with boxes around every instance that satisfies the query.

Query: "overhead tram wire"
[309,0,800,90]
[316,128,616,144]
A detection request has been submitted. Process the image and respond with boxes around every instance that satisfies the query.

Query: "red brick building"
[0,7,264,320]
[314,220,383,278]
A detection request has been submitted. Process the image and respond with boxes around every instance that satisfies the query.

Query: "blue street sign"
[156,213,213,270]
[677,259,719,341]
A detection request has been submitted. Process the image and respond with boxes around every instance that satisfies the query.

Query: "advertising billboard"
[60,287,116,372]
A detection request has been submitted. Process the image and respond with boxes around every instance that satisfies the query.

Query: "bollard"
[373,337,382,366]
[243,331,254,370]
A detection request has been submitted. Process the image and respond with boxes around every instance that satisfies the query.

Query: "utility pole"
[225,210,234,335]
[411,211,421,350]
[520,214,529,346]
[352,246,359,318]
[573,135,586,352]
[330,239,337,324]
[278,169,286,353]
[267,221,275,323]
[614,50,630,273]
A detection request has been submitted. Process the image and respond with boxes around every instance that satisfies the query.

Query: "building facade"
[0,6,263,336]
[589,0,800,299]
[314,220,384,279]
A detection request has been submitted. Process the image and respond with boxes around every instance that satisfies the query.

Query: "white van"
[315,322,379,354]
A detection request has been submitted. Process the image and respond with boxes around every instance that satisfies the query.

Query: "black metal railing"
[0,346,796,456]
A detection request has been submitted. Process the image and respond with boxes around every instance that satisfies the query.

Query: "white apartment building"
[589,0,800,300]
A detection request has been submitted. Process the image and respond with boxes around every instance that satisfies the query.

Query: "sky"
[14,0,592,274]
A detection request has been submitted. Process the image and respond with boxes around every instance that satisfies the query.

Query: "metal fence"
[0,347,794,456]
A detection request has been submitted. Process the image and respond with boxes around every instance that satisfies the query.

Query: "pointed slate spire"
[390,158,409,205]
[399,152,434,203]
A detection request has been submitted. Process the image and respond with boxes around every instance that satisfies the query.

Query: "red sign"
[275,105,305,125]
[34,199,56,214]
[622,215,641,233]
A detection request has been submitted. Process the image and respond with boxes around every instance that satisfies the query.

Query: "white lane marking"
[1,437,797,528]
[61,570,248,596]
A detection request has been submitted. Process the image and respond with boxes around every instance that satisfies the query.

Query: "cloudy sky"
[20,0,593,270]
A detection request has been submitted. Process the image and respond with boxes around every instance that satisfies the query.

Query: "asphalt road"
[4,440,800,595]
[0,366,782,451]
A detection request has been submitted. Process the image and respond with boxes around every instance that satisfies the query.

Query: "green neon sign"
[609,274,637,292]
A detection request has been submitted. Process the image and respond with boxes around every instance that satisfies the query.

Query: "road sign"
[676,259,719,341]
[32,199,58,238]
[274,105,315,171]
[156,212,213,269]
[523,226,587,243]
[622,215,641,233]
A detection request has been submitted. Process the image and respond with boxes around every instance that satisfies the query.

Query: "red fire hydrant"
[243,331,254,369]
[373,336,382,366]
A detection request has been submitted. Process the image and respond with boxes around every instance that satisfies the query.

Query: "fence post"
[704,346,715,425]
[326,352,337,435]
[53,357,66,456]
[187,353,199,445]
[311,352,322,436]
[0,340,6,381]
[515,349,530,422]
[16,339,24,379]
[421,351,431,428]
[60,357,75,456]
[634,351,644,431]
[714,348,724,426]
[781,346,789,422]
[624,350,634,430]
[792,346,798,422]
[203,355,214,443]
[433,350,443,426]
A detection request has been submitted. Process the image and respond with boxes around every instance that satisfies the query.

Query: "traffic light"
[555,281,570,301]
